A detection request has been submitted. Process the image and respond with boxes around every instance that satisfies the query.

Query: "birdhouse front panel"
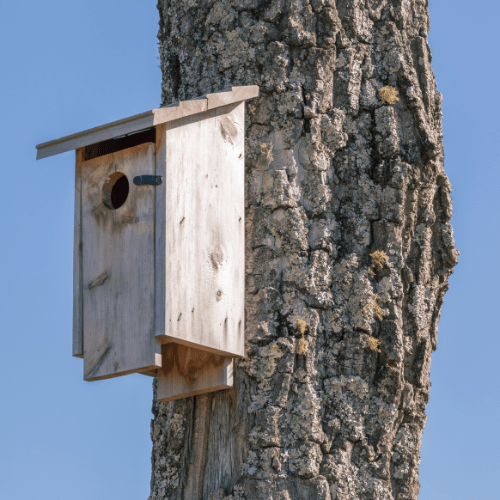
[77,141,162,381]
[155,102,245,358]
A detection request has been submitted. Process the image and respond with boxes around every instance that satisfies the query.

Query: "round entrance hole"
[102,172,129,210]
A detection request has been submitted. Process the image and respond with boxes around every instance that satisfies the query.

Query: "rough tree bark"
[149,1,458,499]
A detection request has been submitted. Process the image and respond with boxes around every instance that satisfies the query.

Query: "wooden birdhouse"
[36,86,259,401]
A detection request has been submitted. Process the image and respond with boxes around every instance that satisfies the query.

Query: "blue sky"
[0,1,498,499]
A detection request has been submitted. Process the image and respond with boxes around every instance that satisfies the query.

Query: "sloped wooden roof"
[36,85,259,160]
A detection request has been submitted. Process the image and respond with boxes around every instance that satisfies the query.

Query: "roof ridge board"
[152,97,208,125]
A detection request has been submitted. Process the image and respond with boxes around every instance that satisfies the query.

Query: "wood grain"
[36,113,155,160]
[206,85,259,110]
[39,87,258,396]
[80,142,161,381]
[36,87,258,160]
[202,390,238,498]
[154,123,167,349]
[156,344,233,402]
[152,98,207,126]
[156,101,245,357]
[72,148,84,358]
[182,394,211,499]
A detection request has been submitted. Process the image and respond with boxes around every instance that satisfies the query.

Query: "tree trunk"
[149,1,458,499]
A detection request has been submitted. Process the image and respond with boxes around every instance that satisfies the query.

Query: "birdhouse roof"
[35,85,259,160]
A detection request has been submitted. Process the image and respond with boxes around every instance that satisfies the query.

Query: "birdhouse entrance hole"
[84,127,156,161]
[102,172,129,210]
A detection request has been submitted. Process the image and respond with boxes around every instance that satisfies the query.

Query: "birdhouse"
[36,86,259,401]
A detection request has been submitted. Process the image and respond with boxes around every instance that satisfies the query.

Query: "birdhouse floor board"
[158,383,232,403]
[156,344,233,402]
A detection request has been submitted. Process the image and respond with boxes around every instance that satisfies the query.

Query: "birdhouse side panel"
[154,123,167,346]
[73,150,84,358]
[80,143,161,381]
[158,102,245,357]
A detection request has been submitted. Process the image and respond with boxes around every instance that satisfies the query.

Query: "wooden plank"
[36,100,206,160]
[202,390,237,495]
[36,112,155,160]
[72,148,84,358]
[206,85,259,110]
[81,142,161,381]
[36,87,258,161]
[153,98,207,126]
[156,344,233,402]
[157,102,245,357]
[182,394,211,499]
[155,124,167,342]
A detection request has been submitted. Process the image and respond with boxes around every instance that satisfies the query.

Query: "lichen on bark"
[150,1,458,499]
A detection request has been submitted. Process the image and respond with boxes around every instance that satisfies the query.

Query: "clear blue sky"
[0,1,498,499]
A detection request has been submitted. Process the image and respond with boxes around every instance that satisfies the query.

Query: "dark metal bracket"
[133,175,162,186]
